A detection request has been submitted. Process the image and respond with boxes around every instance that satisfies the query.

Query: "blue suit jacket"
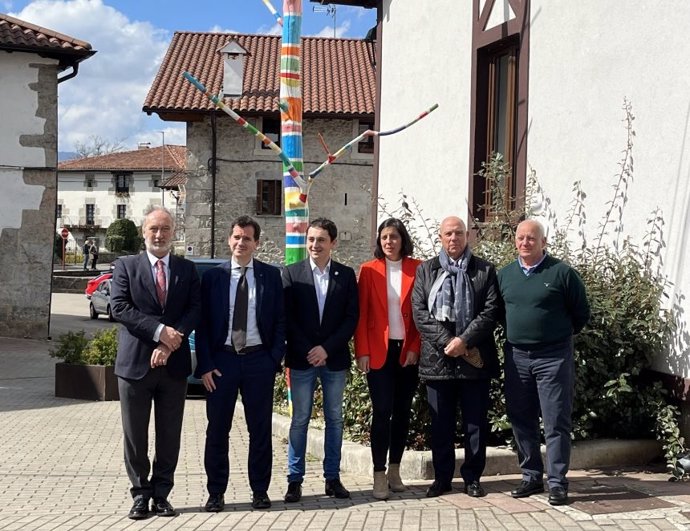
[282,259,359,371]
[111,252,201,380]
[194,259,286,377]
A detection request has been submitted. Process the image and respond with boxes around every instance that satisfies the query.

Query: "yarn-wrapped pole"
[261,0,283,26]
[280,0,307,265]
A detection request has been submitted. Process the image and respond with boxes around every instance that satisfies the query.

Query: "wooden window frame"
[117,204,127,219]
[256,179,282,216]
[469,0,529,223]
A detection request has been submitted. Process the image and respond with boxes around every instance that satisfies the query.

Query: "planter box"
[55,363,119,401]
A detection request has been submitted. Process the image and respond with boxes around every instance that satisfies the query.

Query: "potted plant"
[51,328,119,401]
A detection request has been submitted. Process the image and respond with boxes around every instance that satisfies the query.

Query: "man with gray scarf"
[412,216,500,498]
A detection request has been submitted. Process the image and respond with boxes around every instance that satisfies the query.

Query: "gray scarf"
[433,246,474,336]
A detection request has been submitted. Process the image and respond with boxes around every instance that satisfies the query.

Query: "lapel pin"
[334,271,339,276]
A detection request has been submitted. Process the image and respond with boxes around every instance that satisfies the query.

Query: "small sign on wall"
[185,245,194,256]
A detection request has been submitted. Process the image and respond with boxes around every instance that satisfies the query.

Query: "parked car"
[89,278,114,321]
[188,258,225,390]
[85,272,112,299]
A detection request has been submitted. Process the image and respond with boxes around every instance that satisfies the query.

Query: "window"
[261,118,280,149]
[256,179,282,216]
[86,174,95,189]
[469,0,529,222]
[472,39,522,220]
[117,205,126,219]
[115,174,129,193]
[56,204,62,219]
[86,204,95,225]
[357,119,375,154]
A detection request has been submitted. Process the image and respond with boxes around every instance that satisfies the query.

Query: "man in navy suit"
[111,206,201,520]
[195,216,285,512]
[282,218,359,503]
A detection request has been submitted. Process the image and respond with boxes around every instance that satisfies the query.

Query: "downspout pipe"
[211,111,217,258]
[57,64,79,84]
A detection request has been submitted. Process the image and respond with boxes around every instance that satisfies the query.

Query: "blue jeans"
[287,366,347,482]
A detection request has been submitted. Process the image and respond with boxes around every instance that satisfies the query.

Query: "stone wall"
[184,114,374,268]
[0,55,59,338]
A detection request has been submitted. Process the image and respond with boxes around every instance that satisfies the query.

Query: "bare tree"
[74,135,127,158]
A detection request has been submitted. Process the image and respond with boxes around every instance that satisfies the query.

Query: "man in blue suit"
[111,206,201,520]
[195,216,285,512]
[282,218,359,503]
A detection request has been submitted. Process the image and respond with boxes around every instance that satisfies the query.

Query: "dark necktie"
[155,259,166,308]
[231,267,248,351]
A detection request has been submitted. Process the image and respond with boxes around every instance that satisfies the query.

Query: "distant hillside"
[58,151,80,162]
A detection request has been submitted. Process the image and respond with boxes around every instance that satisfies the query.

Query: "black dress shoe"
[204,493,225,512]
[511,480,545,498]
[325,478,351,499]
[252,491,271,509]
[425,480,452,498]
[151,498,177,517]
[464,480,486,498]
[548,486,569,506]
[128,496,149,520]
[284,481,302,503]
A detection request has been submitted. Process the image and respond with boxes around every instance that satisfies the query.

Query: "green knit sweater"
[498,255,590,345]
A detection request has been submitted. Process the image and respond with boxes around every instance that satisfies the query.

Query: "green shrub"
[83,327,118,365]
[49,330,89,364]
[49,327,118,366]
[106,218,142,253]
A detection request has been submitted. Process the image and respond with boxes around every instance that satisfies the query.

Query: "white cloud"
[312,19,351,38]
[10,0,185,151]
[254,22,281,36]
[209,24,240,34]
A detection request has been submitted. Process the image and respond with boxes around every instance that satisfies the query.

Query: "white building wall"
[376,0,473,226]
[376,1,690,376]
[527,0,690,376]
[0,53,51,231]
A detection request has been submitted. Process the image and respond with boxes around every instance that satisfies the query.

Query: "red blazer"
[354,257,422,370]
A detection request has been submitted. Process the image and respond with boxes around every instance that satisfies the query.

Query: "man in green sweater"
[498,219,590,506]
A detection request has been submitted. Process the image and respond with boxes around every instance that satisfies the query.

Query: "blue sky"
[3,0,376,152]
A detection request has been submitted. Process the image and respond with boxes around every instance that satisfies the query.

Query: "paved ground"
[1,334,689,530]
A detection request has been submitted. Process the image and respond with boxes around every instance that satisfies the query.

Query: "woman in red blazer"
[355,218,422,500]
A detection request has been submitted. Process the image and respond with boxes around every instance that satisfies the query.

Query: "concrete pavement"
[1,336,689,530]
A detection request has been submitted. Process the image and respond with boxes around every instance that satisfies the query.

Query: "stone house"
[0,13,94,338]
[57,145,187,252]
[143,32,375,265]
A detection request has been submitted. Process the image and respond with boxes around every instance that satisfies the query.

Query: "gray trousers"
[118,368,187,500]
[504,338,574,489]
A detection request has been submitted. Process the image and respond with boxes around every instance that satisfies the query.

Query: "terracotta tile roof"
[143,33,375,118]
[160,172,187,189]
[0,13,95,65]
[58,145,187,172]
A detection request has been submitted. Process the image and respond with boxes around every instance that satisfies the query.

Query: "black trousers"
[425,378,490,485]
[366,339,419,471]
[204,348,276,495]
[118,367,187,500]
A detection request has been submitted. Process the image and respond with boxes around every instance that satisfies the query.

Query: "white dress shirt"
[310,258,331,324]
[225,258,262,348]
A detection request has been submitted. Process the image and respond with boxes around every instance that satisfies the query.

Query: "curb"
[272,413,661,480]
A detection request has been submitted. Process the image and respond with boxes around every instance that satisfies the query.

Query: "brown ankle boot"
[373,470,389,499]
[387,464,406,492]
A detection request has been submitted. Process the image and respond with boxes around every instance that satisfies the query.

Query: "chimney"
[219,39,248,98]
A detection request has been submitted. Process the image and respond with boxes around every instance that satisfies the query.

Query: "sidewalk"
[0,336,689,530]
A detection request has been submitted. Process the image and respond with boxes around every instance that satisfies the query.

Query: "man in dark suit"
[195,216,285,512]
[282,218,359,503]
[111,206,201,520]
